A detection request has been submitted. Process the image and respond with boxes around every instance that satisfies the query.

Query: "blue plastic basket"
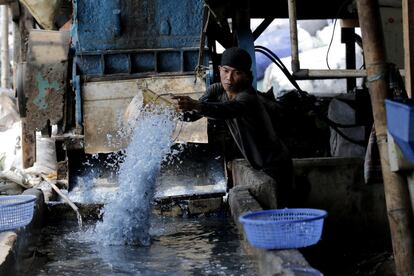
[0,195,36,231]
[385,99,414,163]
[239,208,327,249]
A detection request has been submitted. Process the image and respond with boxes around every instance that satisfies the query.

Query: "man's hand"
[172,95,202,112]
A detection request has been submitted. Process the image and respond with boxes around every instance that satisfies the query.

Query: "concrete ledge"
[229,186,313,275]
[231,159,278,209]
[228,185,261,233]
[229,160,316,276]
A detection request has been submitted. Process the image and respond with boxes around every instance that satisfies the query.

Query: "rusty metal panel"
[83,76,207,154]
[25,30,70,131]
[83,79,139,153]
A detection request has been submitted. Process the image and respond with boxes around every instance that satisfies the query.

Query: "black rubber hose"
[254,45,367,145]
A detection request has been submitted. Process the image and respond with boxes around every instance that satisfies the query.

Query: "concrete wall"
[293,157,389,248]
[231,157,389,243]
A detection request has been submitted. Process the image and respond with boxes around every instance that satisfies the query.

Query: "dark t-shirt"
[185,83,290,171]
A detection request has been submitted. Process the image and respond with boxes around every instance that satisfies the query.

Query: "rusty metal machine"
[17,3,209,159]
[15,0,226,205]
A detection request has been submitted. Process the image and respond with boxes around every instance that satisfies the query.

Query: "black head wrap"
[221,47,252,73]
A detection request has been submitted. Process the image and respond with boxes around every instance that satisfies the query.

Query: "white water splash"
[93,106,177,245]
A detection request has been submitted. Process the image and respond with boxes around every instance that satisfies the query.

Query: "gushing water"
[93,106,177,245]
[76,212,83,228]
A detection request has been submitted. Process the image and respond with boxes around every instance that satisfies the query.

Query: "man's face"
[219,65,249,93]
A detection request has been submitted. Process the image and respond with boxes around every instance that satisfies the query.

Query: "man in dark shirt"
[173,47,293,207]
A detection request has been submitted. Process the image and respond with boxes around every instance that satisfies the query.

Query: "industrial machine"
[12,0,403,196]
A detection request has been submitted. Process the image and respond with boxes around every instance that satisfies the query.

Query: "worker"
[173,47,293,207]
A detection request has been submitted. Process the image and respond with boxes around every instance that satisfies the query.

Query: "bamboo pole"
[403,0,414,222]
[356,0,414,275]
[403,0,414,98]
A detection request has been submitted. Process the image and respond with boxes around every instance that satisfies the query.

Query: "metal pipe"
[42,174,83,228]
[1,5,10,88]
[288,0,300,73]
[293,69,367,79]
[342,27,357,91]
[74,76,83,131]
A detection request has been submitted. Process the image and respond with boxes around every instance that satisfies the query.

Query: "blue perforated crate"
[0,195,36,231]
[239,208,327,249]
[385,99,414,163]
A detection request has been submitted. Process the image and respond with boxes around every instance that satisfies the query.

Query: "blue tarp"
[255,28,291,80]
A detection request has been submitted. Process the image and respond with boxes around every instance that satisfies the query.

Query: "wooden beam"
[207,17,233,49]
[403,0,414,97]
[252,18,274,41]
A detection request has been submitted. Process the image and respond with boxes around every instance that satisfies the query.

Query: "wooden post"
[21,118,35,168]
[356,0,414,275]
[13,4,35,168]
[403,0,414,98]
[403,0,414,218]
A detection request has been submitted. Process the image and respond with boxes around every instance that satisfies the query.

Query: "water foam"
[93,105,177,245]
